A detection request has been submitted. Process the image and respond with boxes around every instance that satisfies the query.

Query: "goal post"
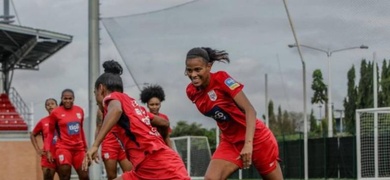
[356,107,390,180]
[171,136,212,179]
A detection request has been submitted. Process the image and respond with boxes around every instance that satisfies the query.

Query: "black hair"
[45,98,58,107]
[140,84,165,104]
[95,60,124,93]
[59,89,74,106]
[186,47,230,64]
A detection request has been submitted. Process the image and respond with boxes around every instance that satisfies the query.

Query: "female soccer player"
[30,98,58,180]
[83,60,189,180]
[96,108,133,180]
[140,84,173,148]
[45,89,89,180]
[185,47,284,180]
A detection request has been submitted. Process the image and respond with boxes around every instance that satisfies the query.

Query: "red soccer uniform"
[32,116,58,169]
[101,119,127,161]
[186,71,280,175]
[45,105,88,170]
[103,92,190,180]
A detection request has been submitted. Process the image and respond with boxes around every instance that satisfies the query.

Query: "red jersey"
[32,116,58,155]
[186,71,272,143]
[44,106,87,151]
[103,92,167,168]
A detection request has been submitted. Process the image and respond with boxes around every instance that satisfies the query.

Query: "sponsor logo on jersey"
[204,106,231,122]
[224,77,240,90]
[207,90,217,101]
[67,122,80,135]
[76,113,82,119]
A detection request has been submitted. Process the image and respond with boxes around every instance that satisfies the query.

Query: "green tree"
[357,60,373,109]
[311,69,328,119]
[268,100,279,134]
[380,59,390,106]
[309,109,320,136]
[343,65,358,135]
[171,121,216,149]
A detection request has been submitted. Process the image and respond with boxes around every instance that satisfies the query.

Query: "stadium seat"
[0,94,27,132]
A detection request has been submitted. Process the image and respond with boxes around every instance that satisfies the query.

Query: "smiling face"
[185,57,212,88]
[61,91,74,109]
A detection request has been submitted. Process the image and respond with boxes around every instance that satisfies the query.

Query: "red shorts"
[101,133,127,161]
[213,134,280,175]
[41,154,56,169]
[56,148,85,170]
[122,148,190,180]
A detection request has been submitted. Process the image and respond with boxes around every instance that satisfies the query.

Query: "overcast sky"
[6,0,390,129]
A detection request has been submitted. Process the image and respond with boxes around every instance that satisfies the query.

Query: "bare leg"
[57,165,72,180]
[42,167,56,180]
[204,159,239,180]
[261,162,284,180]
[104,159,119,180]
[118,159,133,172]
[76,167,89,180]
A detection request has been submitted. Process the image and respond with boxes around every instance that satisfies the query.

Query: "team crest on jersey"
[224,77,240,90]
[207,90,217,101]
[76,113,82,119]
[104,153,109,159]
[59,154,64,162]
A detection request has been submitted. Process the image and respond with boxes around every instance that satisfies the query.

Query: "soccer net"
[171,136,212,179]
[356,108,390,180]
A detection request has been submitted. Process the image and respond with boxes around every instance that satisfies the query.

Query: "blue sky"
[6,0,390,129]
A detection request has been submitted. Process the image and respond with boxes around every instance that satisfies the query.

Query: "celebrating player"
[82,60,189,180]
[30,98,58,180]
[185,47,284,180]
[45,89,89,180]
[140,84,172,148]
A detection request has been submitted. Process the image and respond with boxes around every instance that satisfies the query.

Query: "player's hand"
[237,142,253,169]
[36,148,45,156]
[46,151,54,163]
[82,146,99,171]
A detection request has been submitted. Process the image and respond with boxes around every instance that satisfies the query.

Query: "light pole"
[288,44,368,137]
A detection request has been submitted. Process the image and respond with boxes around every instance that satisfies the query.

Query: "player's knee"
[59,174,71,180]
[204,173,223,180]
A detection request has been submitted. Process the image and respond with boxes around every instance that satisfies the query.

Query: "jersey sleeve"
[32,120,43,135]
[44,111,57,151]
[216,71,244,98]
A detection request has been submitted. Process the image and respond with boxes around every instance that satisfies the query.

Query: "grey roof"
[0,23,72,71]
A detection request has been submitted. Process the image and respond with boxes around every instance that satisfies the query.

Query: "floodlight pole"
[88,0,101,179]
[282,0,308,179]
[288,44,368,138]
